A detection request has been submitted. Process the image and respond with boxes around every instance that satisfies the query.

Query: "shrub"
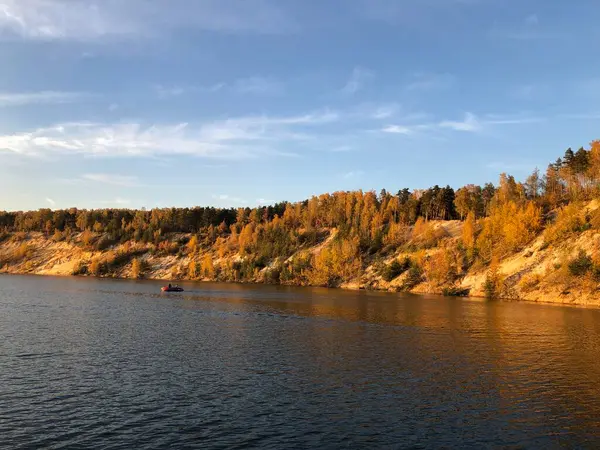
[95,236,114,251]
[519,273,542,292]
[442,287,470,297]
[72,261,88,275]
[401,264,423,291]
[382,257,411,282]
[568,250,594,277]
[543,202,586,245]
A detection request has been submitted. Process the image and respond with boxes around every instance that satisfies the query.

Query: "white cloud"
[439,112,481,132]
[371,104,399,119]
[100,197,131,206]
[343,170,364,179]
[232,77,284,95]
[559,112,600,120]
[489,14,563,40]
[525,14,539,26]
[257,198,275,204]
[405,73,454,92]
[0,91,92,107]
[341,67,374,95]
[154,85,186,99]
[486,161,535,173]
[0,0,294,42]
[381,125,413,135]
[82,173,139,186]
[211,194,248,205]
[0,110,339,159]
[46,197,56,206]
[330,145,353,152]
[155,79,281,99]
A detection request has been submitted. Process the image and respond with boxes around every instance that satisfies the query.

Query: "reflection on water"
[2,275,600,448]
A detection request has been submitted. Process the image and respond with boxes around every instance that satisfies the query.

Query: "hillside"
[3,142,600,306]
[2,206,600,307]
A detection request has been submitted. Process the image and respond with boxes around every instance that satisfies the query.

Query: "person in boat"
[168,283,172,288]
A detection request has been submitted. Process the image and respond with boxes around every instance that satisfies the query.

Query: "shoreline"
[1,270,597,311]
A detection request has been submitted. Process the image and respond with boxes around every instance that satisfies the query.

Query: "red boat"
[161,284,184,292]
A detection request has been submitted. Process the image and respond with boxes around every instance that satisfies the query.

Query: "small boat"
[161,285,184,292]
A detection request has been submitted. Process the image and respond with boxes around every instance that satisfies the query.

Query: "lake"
[2,275,600,449]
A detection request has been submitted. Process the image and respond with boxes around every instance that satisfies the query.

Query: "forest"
[1,141,600,299]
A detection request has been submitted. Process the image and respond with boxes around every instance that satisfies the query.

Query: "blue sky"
[1,0,600,211]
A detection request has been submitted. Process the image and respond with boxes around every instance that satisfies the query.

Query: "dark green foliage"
[72,262,88,275]
[401,265,423,290]
[568,250,594,277]
[382,257,411,282]
[95,236,115,251]
[265,268,281,284]
[483,278,496,299]
[442,287,470,297]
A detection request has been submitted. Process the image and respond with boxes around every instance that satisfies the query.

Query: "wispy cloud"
[0,0,294,42]
[0,110,339,159]
[405,73,454,92]
[257,198,275,204]
[509,84,550,101]
[99,197,132,206]
[486,161,536,173]
[329,145,354,153]
[154,78,281,99]
[211,194,248,205]
[46,197,56,207]
[490,14,563,40]
[380,111,542,137]
[559,112,600,120]
[439,112,481,132]
[381,125,414,135]
[343,170,364,179]
[438,112,543,132]
[232,77,284,95]
[0,91,93,107]
[82,173,140,187]
[371,104,399,119]
[341,67,374,96]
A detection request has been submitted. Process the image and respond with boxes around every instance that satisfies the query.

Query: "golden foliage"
[131,258,143,279]
[476,200,541,262]
[411,218,447,249]
[201,254,215,279]
[307,235,361,287]
[422,248,457,286]
[187,260,198,279]
[543,202,586,245]
[187,235,199,255]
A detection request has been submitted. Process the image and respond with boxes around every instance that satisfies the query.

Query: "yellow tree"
[461,211,476,254]
[131,258,143,279]
[187,235,198,255]
[188,260,198,279]
[201,254,215,279]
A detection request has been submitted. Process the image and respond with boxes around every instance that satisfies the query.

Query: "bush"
[401,265,423,291]
[442,287,470,297]
[519,273,542,292]
[382,257,411,282]
[72,261,88,275]
[95,236,114,251]
[568,250,594,277]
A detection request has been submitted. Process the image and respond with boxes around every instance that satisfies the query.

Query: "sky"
[1,0,600,211]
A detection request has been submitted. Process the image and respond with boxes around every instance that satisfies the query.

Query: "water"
[2,275,600,449]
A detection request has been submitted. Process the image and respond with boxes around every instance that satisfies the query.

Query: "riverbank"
[1,216,600,307]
